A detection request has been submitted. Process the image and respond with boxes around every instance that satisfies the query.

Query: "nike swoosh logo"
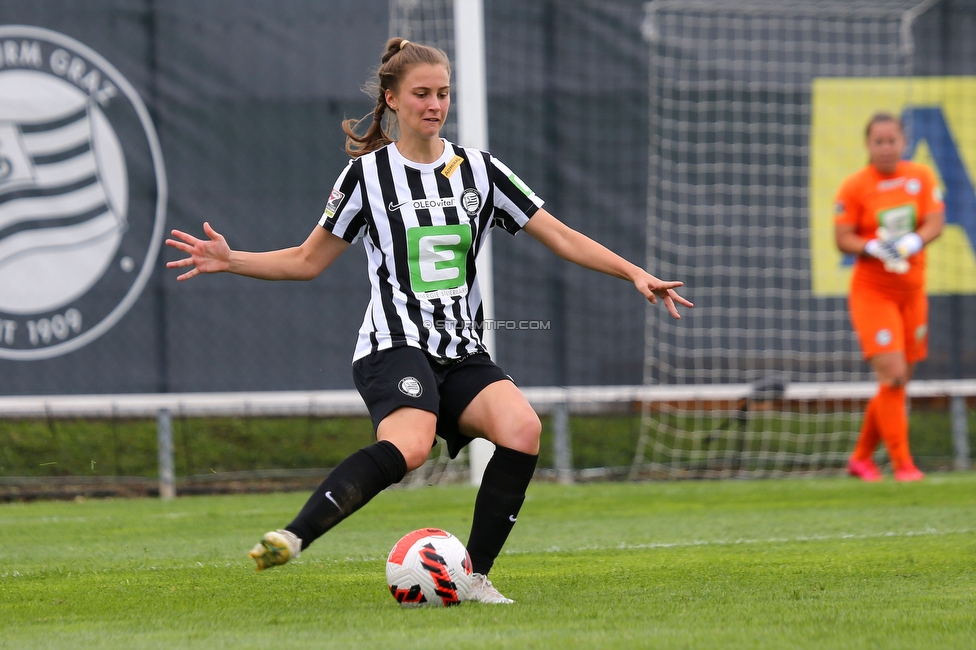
[509,515,518,523]
[388,200,409,212]
[325,491,340,509]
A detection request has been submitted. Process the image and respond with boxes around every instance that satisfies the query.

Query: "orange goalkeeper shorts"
[848,283,928,362]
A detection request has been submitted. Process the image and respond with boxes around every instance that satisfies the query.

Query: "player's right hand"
[863,238,908,274]
[165,222,232,281]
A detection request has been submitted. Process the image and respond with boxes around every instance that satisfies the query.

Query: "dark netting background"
[643,0,976,387]
[0,0,973,396]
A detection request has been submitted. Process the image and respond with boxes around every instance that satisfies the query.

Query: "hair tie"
[399,39,410,50]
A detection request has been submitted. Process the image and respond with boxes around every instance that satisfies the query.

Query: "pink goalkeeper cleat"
[847,457,883,482]
[894,466,925,482]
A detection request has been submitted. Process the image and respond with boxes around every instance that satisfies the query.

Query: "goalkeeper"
[834,112,944,482]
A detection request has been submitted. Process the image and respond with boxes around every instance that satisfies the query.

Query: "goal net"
[633,0,967,478]
[389,0,459,143]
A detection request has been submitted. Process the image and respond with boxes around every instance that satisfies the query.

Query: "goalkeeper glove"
[864,238,908,274]
[876,227,923,258]
[893,232,923,258]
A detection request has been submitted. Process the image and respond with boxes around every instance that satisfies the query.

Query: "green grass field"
[2,475,974,649]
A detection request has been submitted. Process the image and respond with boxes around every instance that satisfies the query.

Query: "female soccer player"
[166,38,692,603]
[834,112,944,482]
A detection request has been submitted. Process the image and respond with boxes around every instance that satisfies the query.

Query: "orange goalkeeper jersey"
[834,160,944,292]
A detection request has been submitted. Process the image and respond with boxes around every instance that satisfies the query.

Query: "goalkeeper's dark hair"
[864,111,903,138]
[343,38,451,158]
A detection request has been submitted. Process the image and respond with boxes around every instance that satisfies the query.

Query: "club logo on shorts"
[398,376,423,398]
[875,328,893,347]
[915,324,927,342]
[460,188,482,216]
[905,178,921,195]
[0,26,166,360]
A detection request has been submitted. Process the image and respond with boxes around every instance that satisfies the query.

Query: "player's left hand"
[634,272,693,319]
[893,232,923,259]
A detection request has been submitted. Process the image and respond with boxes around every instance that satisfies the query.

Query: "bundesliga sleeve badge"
[324,189,345,220]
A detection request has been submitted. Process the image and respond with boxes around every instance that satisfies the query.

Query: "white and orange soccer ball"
[385,528,472,607]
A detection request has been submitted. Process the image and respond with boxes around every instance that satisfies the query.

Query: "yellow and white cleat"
[248,530,302,572]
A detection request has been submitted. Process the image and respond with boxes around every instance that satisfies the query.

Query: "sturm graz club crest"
[0,25,166,360]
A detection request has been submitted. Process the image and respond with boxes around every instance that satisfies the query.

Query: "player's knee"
[886,362,909,386]
[505,411,542,455]
[395,430,435,470]
[377,408,436,471]
[398,438,433,471]
[885,373,908,388]
[872,353,908,387]
[377,432,432,472]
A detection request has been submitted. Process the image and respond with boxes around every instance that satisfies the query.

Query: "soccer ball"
[386,528,472,607]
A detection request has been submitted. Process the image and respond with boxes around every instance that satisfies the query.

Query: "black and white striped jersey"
[318,139,543,362]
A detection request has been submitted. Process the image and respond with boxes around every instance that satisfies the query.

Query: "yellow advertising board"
[809,77,976,296]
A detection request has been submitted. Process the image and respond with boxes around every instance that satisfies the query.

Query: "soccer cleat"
[248,529,301,571]
[464,572,514,604]
[894,466,925,482]
[847,457,882,482]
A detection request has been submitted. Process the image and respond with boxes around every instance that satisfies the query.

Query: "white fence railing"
[2,379,973,497]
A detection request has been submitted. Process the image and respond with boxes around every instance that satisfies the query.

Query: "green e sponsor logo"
[877,204,917,239]
[407,224,473,298]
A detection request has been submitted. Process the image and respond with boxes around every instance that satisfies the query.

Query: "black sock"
[466,445,538,576]
[285,440,406,550]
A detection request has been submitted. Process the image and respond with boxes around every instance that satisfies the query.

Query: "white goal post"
[452,0,495,487]
[390,0,495,485]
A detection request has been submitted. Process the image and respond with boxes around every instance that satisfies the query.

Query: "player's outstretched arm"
[522,209,693,319]
[166,222,350,282]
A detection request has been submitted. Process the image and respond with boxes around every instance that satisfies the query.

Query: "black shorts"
[352,346,512,458]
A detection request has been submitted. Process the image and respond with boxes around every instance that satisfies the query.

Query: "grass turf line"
[1,475,974,649]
